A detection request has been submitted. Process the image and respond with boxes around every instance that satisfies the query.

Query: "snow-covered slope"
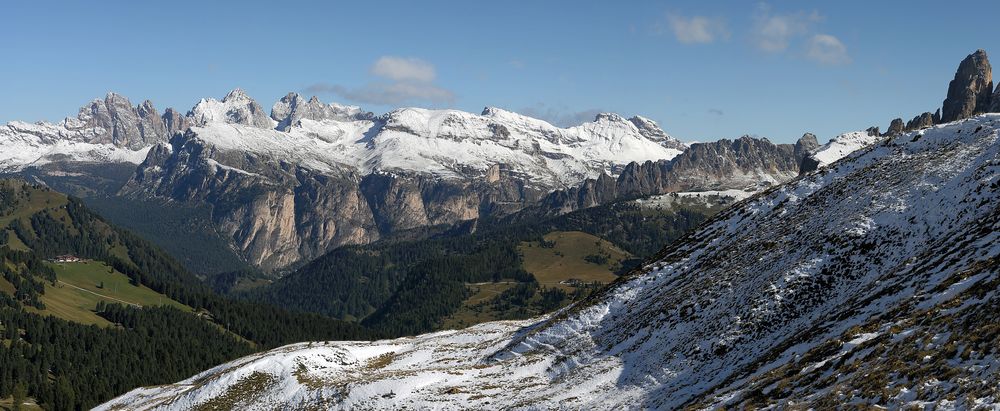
[100,115,1000,410]
[807,130,884,169]
[0,120,152,171]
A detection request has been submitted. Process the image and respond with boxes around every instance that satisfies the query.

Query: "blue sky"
[1,1,997,143]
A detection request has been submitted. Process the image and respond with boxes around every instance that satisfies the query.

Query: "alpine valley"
[1,88,817,274]
[97,49,1000,410]
[3,12,1000,408]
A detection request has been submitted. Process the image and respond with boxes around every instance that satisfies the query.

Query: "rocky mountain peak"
[594,112,627,123]
[223,87,251,102]
[137,99,157,116]
[67,92,169,149]
[941,49,993,122]
[795,132,819,147]
[191,89,274,129]
[271,92,372,131]
[103,91,131,105]
[480,106,503,116]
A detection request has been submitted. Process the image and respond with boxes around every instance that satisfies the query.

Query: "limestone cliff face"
[122,132,376,271]
[539,136,805,213]
[122,132,543,272]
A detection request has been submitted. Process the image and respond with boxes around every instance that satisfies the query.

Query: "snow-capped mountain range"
[189,89,689,189]
[1,88,686,189]
[99,113,1000,410]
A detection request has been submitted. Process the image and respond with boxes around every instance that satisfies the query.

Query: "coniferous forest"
[0,181,372,409]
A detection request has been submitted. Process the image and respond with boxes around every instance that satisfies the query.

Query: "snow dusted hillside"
[100,115,1000,410]
[809,129,885,168]
[798,129,885,174]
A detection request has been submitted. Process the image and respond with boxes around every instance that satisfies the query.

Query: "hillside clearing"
[25,261,191,326]
[519,231,631,290]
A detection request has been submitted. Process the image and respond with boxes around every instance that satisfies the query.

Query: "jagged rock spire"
[941,49,993,122]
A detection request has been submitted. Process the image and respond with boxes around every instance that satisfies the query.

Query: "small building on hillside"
[52,254,82,263]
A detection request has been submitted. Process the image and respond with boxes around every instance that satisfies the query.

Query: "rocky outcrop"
[794,133,820,158]
[794,133,820,171]
[865,126,880,137]
[905,111,936,131]
[72,93,171,149]
[941,49,993,122]
[884,118,905,136]
[271,93,373,131]
[136,100,167,143]
[161,108,190,136]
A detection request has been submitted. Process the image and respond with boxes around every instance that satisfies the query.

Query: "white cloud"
[370,56,436,82]
[806,34,851,65]
[750,4,820,52]
[666,14,730,44]
[306,56,455,106]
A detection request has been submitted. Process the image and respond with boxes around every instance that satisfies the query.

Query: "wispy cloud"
[747,3,851,66]
[805,34,851,65]
[665,13,730,44]
[750,4,821,52]
[370,56,436,82]
[306,56,455,106]
[519,103,603,128]
[708,108,724,116]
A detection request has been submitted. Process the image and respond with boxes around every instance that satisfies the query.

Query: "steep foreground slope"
[102,114,1000,409]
